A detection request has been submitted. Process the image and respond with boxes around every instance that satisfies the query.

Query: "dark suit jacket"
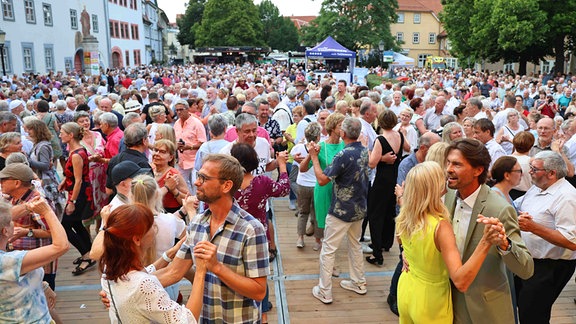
[444,184,533,324]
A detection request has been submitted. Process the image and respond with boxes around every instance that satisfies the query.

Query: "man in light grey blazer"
[444,138,533,324]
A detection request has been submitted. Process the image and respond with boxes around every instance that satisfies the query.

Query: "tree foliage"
[442,0,576,74]
[300,0,399,52]
[258,0,300,51]
[193,0,264,47]
[176,0,206,47]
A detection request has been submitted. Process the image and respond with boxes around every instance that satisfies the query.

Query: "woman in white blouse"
[99,204,206,324]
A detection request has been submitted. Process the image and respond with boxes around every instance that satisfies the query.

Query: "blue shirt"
[323,141,370,222]
[397,152,419,185]
[0,250,51,323]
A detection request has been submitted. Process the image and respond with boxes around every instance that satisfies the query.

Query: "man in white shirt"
[442,88,461,115]
[269,91,292,132]
[466,97,488,120]
[473,118,506,170]
[388,91,409,116]
[515,151,576,324]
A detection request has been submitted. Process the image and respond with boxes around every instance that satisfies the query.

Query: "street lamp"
[0,29,5,76]
[378,40,385,66]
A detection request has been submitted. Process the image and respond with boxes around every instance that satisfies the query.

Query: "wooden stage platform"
[53,198,576,323]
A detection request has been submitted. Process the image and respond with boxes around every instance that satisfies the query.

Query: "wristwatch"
[27,228,34,237]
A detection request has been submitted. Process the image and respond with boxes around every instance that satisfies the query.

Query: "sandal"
[72,259,96,276]
[72,256,83,265]
[269,248,277,262]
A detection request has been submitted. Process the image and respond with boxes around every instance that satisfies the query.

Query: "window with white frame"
[429,33,436,44]
[24,0,35,24]
[92,14,99,33]
[42,3,52,26]
[2,0,14,21]
[70,9,77,29]
[418,54,430,68]
[413,32,420,44]
[413,13,421,24]
[22,43,34,71]
[64,57,73,72]
[0,41,12,73]
[397,12,404,24]
[396,32,404,43]
[44,45,54,71]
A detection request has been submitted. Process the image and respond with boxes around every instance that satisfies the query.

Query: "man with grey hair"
[0,101,9,112]
[359,99,377,152]
[466,97,488,120]
[105,123,152,194]
[269,91,292,132]
[99,112,123,162]
[100,97,124,130]
[174,98,206,192]
[324,96,336,113]
[86,86,98,111]
[0,111,18,134]
[389,91,409,116]
[515,150,576,324]
[423,96,447,130]
[308,117,369,304]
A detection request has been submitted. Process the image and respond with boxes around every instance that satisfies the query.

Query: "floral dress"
[81,131,107,222]
[234,172,289,240]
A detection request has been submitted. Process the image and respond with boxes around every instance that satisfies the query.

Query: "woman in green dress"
[300,112,345,251]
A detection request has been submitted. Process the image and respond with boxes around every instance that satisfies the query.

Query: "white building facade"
[0,0,171,76]
[0,0,108,75]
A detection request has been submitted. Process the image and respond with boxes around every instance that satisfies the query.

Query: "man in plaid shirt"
[157,154,270,323]
[1,163,56,289]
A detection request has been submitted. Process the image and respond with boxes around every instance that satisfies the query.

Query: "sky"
[157,0,322,23]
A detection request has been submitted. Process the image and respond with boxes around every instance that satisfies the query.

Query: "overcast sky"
[157,0,322,23]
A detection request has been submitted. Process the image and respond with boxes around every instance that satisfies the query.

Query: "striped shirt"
[177,202,270,323]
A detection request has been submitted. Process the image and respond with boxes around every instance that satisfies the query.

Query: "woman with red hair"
[99,204,206,323]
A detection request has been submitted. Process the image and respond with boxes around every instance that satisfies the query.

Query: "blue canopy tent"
[305,36,356,83]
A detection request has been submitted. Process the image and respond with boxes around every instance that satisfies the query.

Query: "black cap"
[111,161,150,186]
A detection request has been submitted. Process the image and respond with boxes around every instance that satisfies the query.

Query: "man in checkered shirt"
[158,154,270,323]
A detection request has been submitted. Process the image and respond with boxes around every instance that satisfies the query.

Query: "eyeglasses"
[510,169,523,174]
[196,172,226,184]
[529,165,547,173]
[175,108,185,112]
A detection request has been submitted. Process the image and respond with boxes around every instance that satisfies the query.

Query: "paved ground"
[53,198,576,323]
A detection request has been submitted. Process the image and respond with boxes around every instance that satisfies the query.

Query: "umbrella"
[396,76,410,82]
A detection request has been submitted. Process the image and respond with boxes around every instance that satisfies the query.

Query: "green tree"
[441,0,576,75]
[300,0,399,52]
[194,0,264,47]
[258,0,300,51]
[176,0,206,47]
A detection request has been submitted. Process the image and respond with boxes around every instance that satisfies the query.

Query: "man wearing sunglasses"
[515,151,576,324]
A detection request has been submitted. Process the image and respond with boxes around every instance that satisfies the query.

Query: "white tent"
[390,52,415,66]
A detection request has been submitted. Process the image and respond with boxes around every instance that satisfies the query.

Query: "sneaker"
[361,243,373,254]
[305,220,314,236]
[289,200,297,210]
[312,285,332,304]
[296,236,305,248]
[340,280,367,295]
[363,235,371,243]
[313,241,321,251]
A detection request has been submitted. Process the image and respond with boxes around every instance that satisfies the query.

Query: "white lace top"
[102,270,196,324]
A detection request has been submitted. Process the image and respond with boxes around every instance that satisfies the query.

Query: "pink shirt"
[104,127,123,158]
[174,116,207,170]
[224,126,271,143]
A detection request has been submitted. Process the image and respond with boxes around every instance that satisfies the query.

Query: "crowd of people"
[0,61,575,323]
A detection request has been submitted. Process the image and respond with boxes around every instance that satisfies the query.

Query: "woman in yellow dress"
[396,161,504,323]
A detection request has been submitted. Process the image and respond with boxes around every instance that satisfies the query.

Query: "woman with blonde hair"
[425,142,450,167]
[0,132,23,170]
[57,122,95,275]
[462,117,477,138]
[396,161,503,323]
[442,122,464,144]
[152,139,189,213]
[154,124,177,145]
